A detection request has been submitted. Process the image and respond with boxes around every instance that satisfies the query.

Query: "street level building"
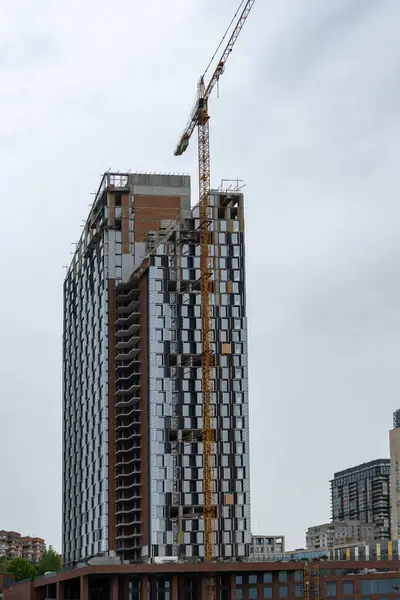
[389,409,400,540]
[330,459,390,540]
[305,521,374,550]
[7,559,400,600]
[62,172,251,565]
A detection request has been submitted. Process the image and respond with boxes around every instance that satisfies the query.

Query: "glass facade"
[63,222,109,564]
[147,191,250,559]
[361,580,400,594]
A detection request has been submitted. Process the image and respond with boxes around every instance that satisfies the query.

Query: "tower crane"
[304,561,321,600]
[173,1,255,596]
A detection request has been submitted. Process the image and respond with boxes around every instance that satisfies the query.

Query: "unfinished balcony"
[116,284,139,303]
[115,454,141,467]
[116,442,141,454]
[116,320,140,338]
[116,344,140,362]
[116,358,140,371]
[116,418,140,432]
[115,477,140,493]
[116,334,140,350]
[116,429,140,444]
[116,299,140,316]
[115,504,141,516]
[115,526,141,541]
[115,395,141,409]
[116,516,142,527]
[115,310,140,328]
[115,367,140,387]
[116,379,140,398]
[116,406,140,418]
[116,491,142,502]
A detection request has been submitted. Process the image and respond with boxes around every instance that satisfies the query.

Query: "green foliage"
[36,546,61,576]
[7,558,36,581]
[0,556,8,574]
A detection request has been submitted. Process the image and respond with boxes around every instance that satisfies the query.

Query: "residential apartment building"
[306,520,374,550]
[62,172,251,565]
[0,532,45,563]
[250,535,285,558]
[390,409,400,540]
[330,460,391,540]
[20,538,46,564]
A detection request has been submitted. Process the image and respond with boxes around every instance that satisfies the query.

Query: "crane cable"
[203,0,246,79]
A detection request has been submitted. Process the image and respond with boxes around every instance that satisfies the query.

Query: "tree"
[36,546,61,576]
[7,558,36,582]
[0,556,8,574]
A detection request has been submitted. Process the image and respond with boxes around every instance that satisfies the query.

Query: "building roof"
[332,459,390,479]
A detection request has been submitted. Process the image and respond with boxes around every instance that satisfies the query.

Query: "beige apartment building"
[390,410,400,540]
[306,520,374,550]
[0,531,45,563]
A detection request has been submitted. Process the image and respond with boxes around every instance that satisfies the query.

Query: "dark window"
[296,585,304,598]
[327,583,337,597]
[280,586,288,598]
[279,572,288,583]
[249,576,258,585]
[295,572,304,583]
[361,581,400,595]
[236,590,242,600]
[264,587,273,599]
[344,583,354,596]
[263,574,272,584]
[249,588,257,600]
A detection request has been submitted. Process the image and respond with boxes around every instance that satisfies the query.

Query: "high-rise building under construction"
[62,172,251,565]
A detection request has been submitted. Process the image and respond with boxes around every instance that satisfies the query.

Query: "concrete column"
[171,576,179,600]
[35,586,46,600]
[257,574,263,600]
[80,575,89,599]
[56,581,65,600]
[110,575,119,600]
[150,577,157,600]
[140,574,149,600]
[230,574,237,600]
[119,578,130,600]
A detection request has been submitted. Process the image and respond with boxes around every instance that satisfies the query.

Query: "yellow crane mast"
[304,562,320,600]
[173,0,255,593]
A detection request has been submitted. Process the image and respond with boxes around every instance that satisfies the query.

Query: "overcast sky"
[0,0,399,553]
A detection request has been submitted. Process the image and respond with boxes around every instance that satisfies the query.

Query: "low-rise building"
[250,535,285,558]
[306,520,374,549]
[5,559,400,600]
